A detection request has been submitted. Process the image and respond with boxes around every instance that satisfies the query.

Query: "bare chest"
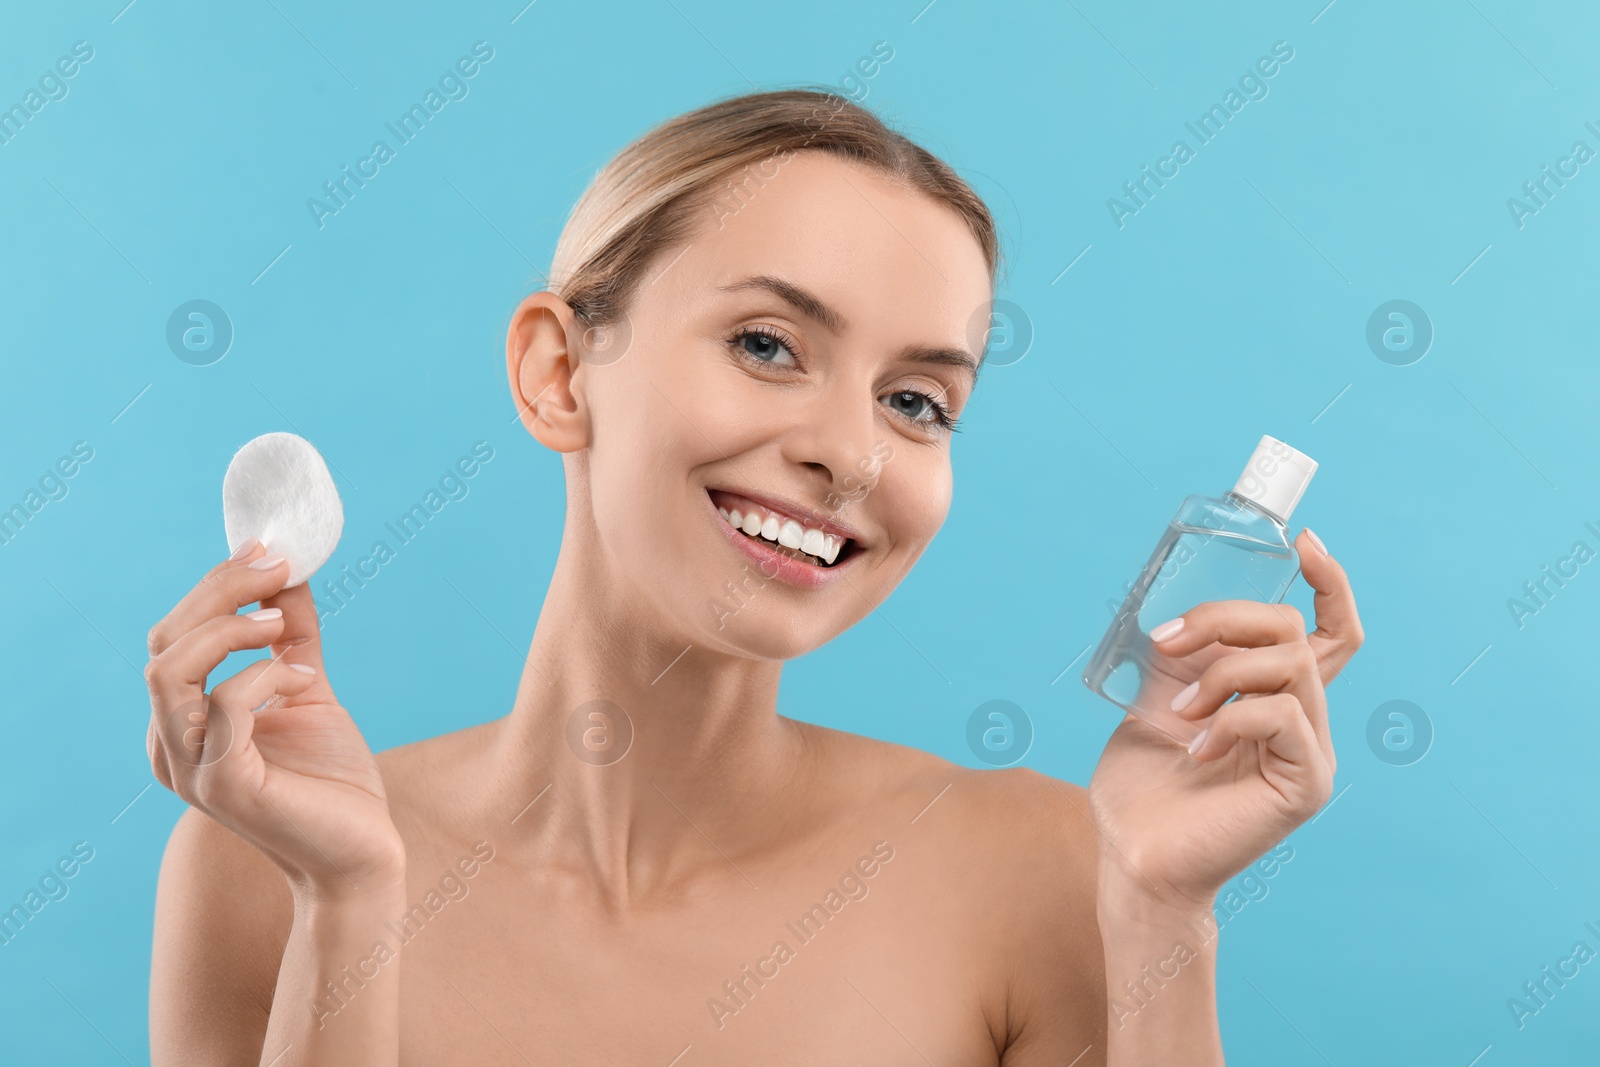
[367,840,1004,1065]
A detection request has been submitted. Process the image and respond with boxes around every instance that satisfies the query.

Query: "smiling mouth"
[707,489,860,569]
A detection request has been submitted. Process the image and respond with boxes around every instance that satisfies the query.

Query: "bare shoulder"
[792,720,1106,1059]
[792,718,1098,877]
[149,718,498,1061]
[150,805,293,1061]
[371,717,501,828]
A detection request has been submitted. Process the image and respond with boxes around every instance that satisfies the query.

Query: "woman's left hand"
[1087,528,1364,911]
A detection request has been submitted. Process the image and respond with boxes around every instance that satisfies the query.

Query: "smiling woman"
[144,86,1363,1066]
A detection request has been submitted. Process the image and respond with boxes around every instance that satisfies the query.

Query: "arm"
[145,544,407,1065]
[151,809,409,1067]
[1097,864,1221,1064]
[260,878,409,1065]
[1085,529,1363,1063]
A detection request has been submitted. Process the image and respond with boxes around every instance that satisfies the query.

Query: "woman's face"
[554,151,993,660]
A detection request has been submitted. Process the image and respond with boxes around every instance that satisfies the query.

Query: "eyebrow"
[716,274,982,381]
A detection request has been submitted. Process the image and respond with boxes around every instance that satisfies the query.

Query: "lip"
[704,490,862,590]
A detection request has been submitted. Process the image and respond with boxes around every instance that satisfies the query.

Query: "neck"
[490,525,803,900]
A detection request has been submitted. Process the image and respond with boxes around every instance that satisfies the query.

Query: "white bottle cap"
[1231,435,1317,524]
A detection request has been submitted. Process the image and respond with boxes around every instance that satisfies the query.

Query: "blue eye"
[727,326,962,434]
[882,389,958,432]
[731,326,798,367]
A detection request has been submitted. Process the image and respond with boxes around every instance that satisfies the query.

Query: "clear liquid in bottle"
[1082,436,1318,745]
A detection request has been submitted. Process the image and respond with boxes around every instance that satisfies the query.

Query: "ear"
[506,291,589,453]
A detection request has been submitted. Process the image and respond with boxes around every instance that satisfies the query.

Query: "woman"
[144,88,1362,1064]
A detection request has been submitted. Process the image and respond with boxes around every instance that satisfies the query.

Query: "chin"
[693,608,847,663]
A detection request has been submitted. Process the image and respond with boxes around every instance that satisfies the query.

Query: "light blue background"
[3,0,1597,1062]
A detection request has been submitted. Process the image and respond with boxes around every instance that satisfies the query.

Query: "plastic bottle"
[1082,435,1318,745]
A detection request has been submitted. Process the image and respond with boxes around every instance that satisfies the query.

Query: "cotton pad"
[222,432,343,587]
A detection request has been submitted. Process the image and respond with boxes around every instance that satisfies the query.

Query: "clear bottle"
[1082,435,1318,745]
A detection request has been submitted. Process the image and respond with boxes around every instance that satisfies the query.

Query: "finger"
[1172,640,1326,726]
[146,610,288,750]
[258,581,334,702]
[1296,528,1365,684]
[1188,694,1328,800]
[146,545,293,656]
[1175,640,1331,768]
[1149,598,1306,657]
[170,696,261,813]
[146,719,173,791]
[211,654,320,715]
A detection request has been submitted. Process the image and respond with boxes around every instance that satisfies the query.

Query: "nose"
[778,380,878,496]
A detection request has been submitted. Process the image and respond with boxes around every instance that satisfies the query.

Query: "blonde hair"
[546,86,1001,338]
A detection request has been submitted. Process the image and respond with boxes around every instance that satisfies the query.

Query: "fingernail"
[1171,680,1200,712]
[245,608,282,622]
[249,553,287,571]
[1305,528,1327,555]
[1149,617,1185,642]
[1187,726,1210,756]
[287,662,316,675]
[229,537,259,561]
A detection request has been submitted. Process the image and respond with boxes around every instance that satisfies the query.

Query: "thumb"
[259,579,336,702]
[1295,527,1364,684]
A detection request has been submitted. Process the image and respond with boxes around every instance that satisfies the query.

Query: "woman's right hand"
[144,540,405,901]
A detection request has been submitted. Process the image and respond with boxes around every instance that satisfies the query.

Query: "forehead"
[660,152,992,346]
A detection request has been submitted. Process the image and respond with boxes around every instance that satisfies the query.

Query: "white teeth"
[717,494,851,566]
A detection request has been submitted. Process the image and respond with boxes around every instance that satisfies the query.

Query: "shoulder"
[371,717,500,826]
[795,721,1106,1055]
[148,720,499,1058]
[150,806,293,1060]
[795,718,1098,871]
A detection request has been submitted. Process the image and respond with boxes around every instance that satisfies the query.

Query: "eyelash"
[725,325,962,433]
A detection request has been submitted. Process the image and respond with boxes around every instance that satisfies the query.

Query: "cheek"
[878,454,951,554]
[584,361,727,549]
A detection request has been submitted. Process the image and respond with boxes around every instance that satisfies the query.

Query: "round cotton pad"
[222,432,344,587]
